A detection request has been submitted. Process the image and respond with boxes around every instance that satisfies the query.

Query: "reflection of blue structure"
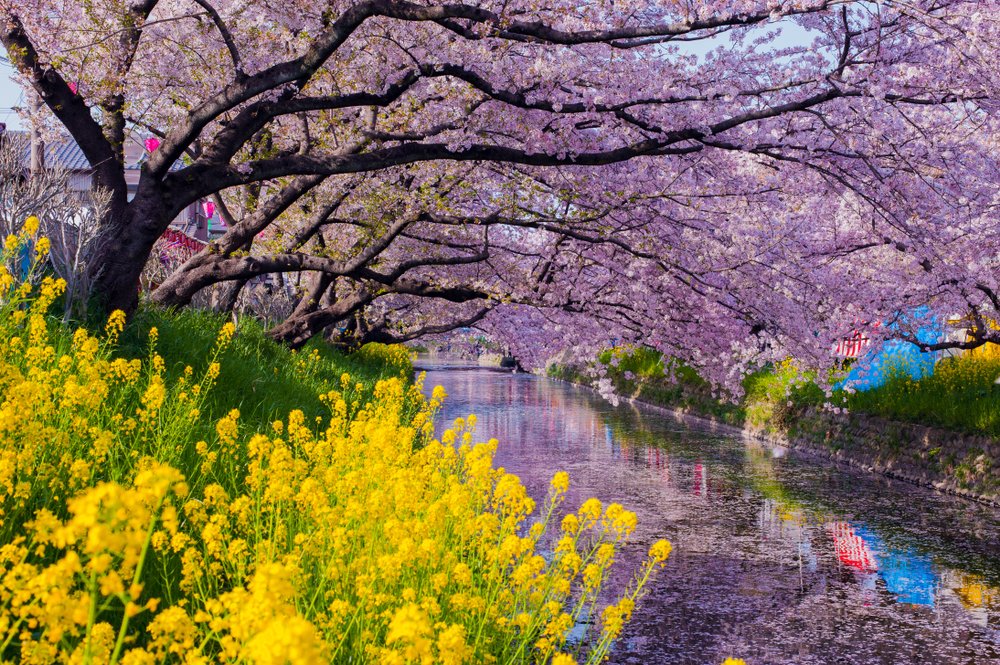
[605,424,618,458]
[839,310,943,391]
[854,525,937,606]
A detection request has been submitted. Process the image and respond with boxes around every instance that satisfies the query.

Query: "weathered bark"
[204,199,252,314]
[268,286,370,349]
[87,185,174,313]
[353,304,493,347]
[271,280,495,350]
[152,176,326,308]
[152,252,341,308]
[209,278,249,313]
[148,258,209,308]
[268,309,343,349]
[269,302,363,349]
[292,273,335,317]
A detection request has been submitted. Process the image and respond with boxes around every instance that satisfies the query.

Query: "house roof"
[2,129,184,173]
[4,130,93,171]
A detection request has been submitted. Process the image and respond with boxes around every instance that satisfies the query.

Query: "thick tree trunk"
[87,185,169,314]
[88,235,151,313]
[83,165,183,314]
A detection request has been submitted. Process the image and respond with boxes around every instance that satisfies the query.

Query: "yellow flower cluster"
[0,220,689,664]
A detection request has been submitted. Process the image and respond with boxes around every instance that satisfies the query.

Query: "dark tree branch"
[0,12,119,182]
[189,0,245,77]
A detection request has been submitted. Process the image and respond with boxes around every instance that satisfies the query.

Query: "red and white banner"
[834,330,871,358]
[833,321,881,358]
[160,228,206,254]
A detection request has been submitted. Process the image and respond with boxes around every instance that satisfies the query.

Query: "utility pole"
[29,92,44,177]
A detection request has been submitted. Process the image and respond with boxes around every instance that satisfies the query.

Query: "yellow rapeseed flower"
[578,498,602,524]
[0,239,664,665]
[649,539,673,564]
[105,309,127,340]
[23,215,40,236]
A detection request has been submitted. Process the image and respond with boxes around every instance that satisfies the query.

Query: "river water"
[418,358,1000,665]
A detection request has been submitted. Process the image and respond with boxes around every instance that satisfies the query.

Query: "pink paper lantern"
[203,201,216,219]
[144,137,161,153]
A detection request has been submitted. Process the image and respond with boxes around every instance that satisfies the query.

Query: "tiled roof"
[5,130,92,171]
[3,130,184,172]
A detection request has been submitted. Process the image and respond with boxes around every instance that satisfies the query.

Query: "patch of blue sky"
[0,51,24,130]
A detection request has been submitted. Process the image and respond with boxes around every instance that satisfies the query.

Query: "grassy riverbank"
[549,347,1000,501]
[0,221,675,664]
[551,346,1000,438]
[117,306,415,433]
[846,355,1000,436]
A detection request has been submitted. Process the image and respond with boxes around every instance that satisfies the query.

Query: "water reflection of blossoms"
[600,402,1000,625]
[425,361,1000,659]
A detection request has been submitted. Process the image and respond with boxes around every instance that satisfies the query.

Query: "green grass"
[593,347,747,424]
[117,306,414,435]
[845,355,1000,436]
[741,362,828,430]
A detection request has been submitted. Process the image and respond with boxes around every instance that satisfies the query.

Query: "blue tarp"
[837,310,944,392]
[17,242,32,279]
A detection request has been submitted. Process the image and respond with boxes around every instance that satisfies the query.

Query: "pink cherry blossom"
[0,0,996,389]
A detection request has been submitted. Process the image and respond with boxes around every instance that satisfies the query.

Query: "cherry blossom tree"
[2,0,998,386]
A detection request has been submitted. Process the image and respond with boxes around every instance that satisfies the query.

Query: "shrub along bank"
[0,220,683,665]
[549,347,999,503]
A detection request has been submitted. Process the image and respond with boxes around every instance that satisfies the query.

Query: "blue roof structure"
[3,129,185,173]
[837,308,943,392]
[4,130,92,171]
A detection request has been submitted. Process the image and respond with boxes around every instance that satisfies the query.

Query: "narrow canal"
[418,358,1000,665]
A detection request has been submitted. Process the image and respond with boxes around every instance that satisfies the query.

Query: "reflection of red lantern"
[144,137,161,153]
[203,201,216,219]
